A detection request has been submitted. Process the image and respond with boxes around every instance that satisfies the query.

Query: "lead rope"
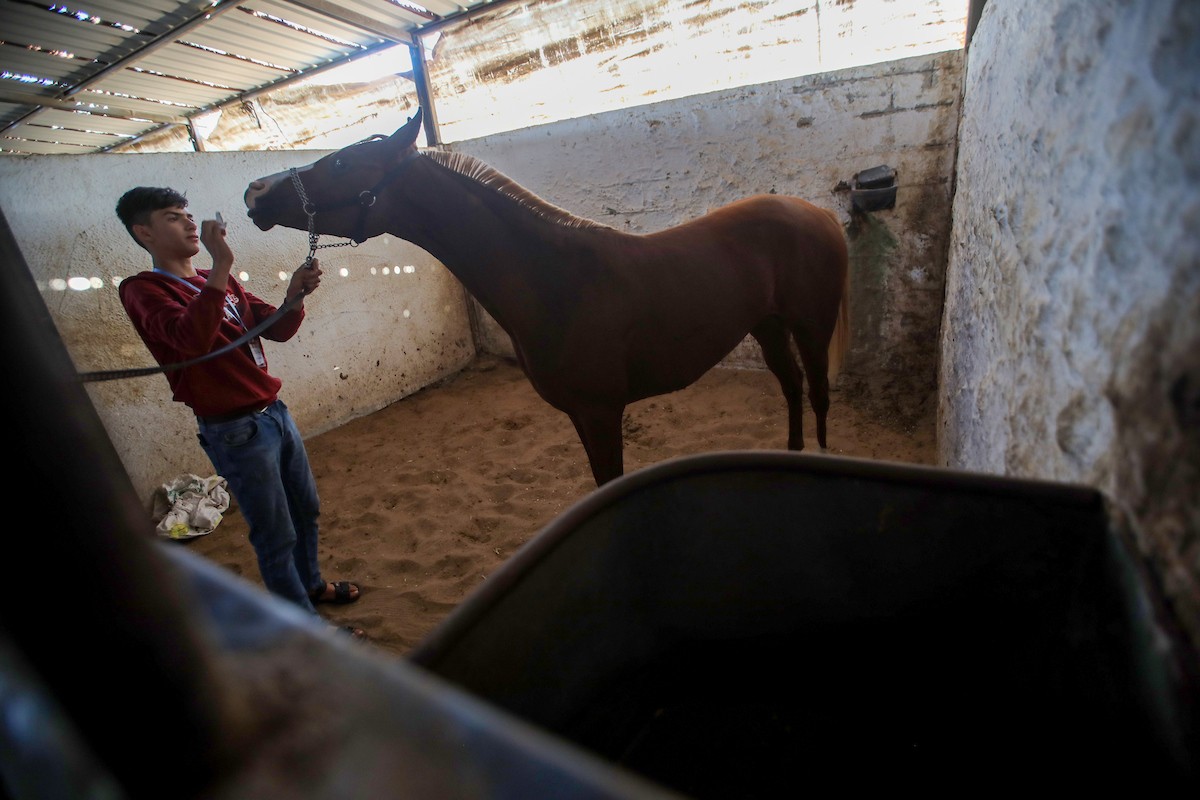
[78,293,305,383]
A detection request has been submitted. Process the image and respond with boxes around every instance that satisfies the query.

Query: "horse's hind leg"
[793,330,831,449]
[752,319,807,450]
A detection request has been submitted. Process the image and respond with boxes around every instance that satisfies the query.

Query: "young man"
[116,186,363,637]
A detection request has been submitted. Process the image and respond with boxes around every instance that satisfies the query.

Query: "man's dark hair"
[115,186,188,249]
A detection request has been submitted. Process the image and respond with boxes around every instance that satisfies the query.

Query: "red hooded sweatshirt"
[119,269,304,418]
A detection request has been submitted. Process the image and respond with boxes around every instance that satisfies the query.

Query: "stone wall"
[940,0,1199,650]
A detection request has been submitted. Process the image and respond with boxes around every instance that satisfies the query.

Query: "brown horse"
[244,109,849,486]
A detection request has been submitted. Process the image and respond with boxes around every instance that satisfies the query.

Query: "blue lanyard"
[153,268,247,332]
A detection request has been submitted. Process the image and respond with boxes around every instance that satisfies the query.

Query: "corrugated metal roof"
[0,0,499,155]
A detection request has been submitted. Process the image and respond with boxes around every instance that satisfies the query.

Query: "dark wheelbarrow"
[411,452,1199,796]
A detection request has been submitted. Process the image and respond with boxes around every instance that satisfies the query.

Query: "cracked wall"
[940,0,1200,651]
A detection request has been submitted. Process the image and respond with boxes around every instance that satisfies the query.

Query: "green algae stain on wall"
[845,210,898,370]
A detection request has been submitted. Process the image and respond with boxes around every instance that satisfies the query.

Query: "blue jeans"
[197,399,322,614]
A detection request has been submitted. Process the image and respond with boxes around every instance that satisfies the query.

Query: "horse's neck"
[386,155,613,318]
[425,150,606,228]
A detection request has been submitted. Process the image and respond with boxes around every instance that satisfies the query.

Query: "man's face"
[136,205,199,257]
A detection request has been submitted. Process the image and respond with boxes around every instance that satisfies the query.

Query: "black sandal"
[311,580,360,605]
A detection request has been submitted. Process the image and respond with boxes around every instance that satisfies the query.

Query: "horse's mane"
[422,149,613,231]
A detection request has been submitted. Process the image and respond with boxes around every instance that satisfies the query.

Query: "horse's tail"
[826,236,850,384]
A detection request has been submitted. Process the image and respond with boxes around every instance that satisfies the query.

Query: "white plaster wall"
[0,152,474,502]
[941,0,1199,646]
[427,0,969,144]
[455,50,963,423]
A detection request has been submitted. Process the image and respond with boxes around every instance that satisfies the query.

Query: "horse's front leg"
[568,406,625,486]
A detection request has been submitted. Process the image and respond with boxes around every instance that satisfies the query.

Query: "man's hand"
[286,257,323,305]
[200,217,234,289]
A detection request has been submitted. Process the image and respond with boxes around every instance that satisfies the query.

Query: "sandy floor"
[185,354,935,659]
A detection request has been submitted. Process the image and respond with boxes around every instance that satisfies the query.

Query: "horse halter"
[287,147,422,265]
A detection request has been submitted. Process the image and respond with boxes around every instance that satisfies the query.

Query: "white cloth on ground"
[151,473,230,540]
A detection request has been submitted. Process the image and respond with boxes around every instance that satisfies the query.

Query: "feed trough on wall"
[849,164,898,212]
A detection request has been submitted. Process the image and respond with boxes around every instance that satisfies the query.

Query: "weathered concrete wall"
[940,0,1200,649]
[456,50,962,425]
[0,152,474,502]
[427,0,969,144]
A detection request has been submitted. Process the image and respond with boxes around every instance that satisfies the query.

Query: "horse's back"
[673,194,846,292]
[725,193,843,247]
[628,194,846,310]
[655,194,843,255]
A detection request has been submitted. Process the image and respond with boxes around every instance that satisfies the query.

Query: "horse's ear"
[391,108,424,148]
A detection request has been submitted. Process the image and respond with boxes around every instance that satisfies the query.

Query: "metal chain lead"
[290,168,355,269]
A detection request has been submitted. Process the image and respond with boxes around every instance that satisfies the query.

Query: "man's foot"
[328,624,367,641]
[310,580,360,605]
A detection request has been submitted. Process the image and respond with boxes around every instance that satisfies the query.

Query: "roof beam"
[415,0,529,35]
[283,0,430,42]
[0,90,184,125]
[61,1,244,99]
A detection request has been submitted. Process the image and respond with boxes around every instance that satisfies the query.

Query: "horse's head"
[244,108,423,243]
